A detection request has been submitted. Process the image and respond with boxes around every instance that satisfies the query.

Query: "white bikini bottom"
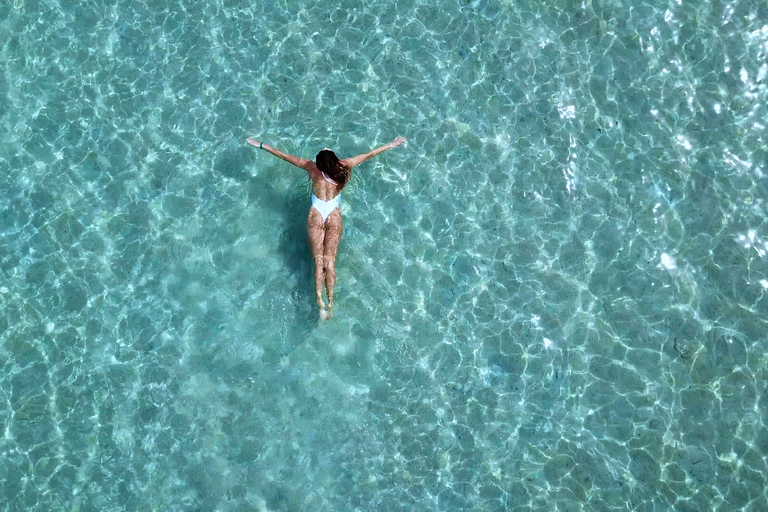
[311,193,341,222]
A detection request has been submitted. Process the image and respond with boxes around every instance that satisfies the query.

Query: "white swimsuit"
[311,172,341,222]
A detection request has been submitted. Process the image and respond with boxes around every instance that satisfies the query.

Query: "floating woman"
[247,136,407,319]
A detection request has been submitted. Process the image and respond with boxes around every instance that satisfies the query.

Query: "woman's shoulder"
[303,160,322,179]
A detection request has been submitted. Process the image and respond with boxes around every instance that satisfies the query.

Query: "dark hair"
[316,149,351,190]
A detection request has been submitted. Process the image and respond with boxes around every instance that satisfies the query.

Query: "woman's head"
[316,149,351,189]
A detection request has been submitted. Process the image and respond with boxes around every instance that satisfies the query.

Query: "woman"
[247,136,407,319]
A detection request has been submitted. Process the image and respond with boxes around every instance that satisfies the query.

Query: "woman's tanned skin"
[247,136,406,319]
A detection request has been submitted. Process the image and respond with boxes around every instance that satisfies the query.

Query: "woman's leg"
[307,209,327,313]
[322,209,344,318]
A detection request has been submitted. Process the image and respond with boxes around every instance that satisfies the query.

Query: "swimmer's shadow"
[216,146,318,338]
[275,185,320,336]
[215,146,253,181]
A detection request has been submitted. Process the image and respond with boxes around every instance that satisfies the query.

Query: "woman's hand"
[246,139,262,148]
[389,137,407,148]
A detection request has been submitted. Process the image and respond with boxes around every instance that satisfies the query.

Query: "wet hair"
[315,149,351,190]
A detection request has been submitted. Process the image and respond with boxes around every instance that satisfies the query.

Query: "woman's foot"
[318,300,333,320]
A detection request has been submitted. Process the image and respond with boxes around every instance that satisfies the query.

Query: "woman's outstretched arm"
[342,137,407,169]
[247,139,313,170]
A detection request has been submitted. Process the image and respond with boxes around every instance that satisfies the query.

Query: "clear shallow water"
[1,0,767,510]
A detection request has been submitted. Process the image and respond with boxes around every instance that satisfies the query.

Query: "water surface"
[1,0,767,510]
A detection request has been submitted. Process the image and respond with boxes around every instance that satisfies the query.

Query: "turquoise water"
[1,0,767,509]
